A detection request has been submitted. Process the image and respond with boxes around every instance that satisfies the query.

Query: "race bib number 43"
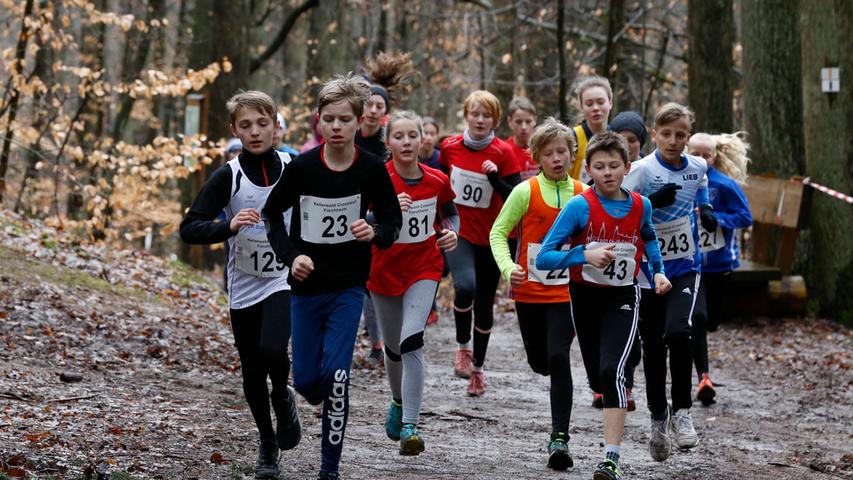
[300,194,361,244]
[655,216,695,260]
[397,197,437,244]
[526,243,570,285]
[581,242,637,286]
[699,225,725,253]
[450,168,494,208]
[235,224,286,278]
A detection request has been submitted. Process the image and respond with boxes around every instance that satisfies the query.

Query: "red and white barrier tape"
[802,177,853,204]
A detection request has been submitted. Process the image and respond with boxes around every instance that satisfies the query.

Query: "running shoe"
[254,439,280,479]
[696,373,717,406]
[593,459,622,480]
[385,399,403,440]
[466,370,486,396]
[591,392,604,408]
[648,408,672,462]
[454,348,473,378]
[626,388,636,412]
[399,423,425,456]
[671,408,699,449]
[426,309,439,326]
[272,386,301,451]
[546,432,573,470]
[317,472,339,480]
[367,346,384,368]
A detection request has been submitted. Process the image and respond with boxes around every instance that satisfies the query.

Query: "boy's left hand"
[436,229,458,251]
[351,219,374,242]
[653,273,672,295]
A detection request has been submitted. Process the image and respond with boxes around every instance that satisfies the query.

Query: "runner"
[440,90,521,396]
[263,74,402,480]
[489,118,585,470]
[622,103,718,461]
[418,116,442,170]
[688,132,752,406]
[505,96,539,179]
[538,130,671,480]
[568,76,613,183]
[180,91,301,480]
[369,110,459,456]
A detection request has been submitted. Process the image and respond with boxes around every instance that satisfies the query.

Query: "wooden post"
[181,94,208,269]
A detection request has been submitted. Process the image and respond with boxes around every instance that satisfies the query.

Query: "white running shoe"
[671,408,699,449]
[648,408,672,462]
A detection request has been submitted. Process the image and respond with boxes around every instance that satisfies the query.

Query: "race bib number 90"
[655,216,695,260]
[397,197,437,244]
[235,224,286,278]
[450,168,494,209]
[300,194,361,244]
[526,243,570,285]
[581,242,637,286]
[699,225,725,253]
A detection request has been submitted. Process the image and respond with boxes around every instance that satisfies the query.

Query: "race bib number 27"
[299,194,361,244]
[699,225,725,253]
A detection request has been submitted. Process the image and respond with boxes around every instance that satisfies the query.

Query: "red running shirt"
[505,136,539,180]
[368,162,455,296]
[440,135,520,246]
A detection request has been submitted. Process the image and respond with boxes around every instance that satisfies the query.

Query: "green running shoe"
[399,423,425,456]
[385,399,403,440]
[593,459,623,480]
[546,432,573,470]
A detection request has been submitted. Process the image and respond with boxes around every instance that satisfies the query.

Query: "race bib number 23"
[299,194,361,244]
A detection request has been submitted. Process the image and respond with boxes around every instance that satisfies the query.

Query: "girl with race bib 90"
[180,91,301,479]
[687,132,752,406]
[439,90,521,396]
[369,110,459,456]
[537,131,670,480]
[489,118,586,471]
[263,74,402,480]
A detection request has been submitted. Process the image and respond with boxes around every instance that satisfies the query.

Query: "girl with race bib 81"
[369,110,459,456]
[439,90,521,396]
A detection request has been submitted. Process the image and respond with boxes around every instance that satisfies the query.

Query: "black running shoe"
[317,471,340,480]
[593,459,622,480]
[546,432,573,470]
[254,440,280,479]
[272,386,302,451]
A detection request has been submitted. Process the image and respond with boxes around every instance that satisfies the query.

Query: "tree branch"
[250,0,319,73]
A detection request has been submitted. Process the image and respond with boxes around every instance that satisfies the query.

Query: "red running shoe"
[697,373,717,406]
[592,392,604,409]
[454,349,473,378]
[467,370,486,396]
[426,310,439,326]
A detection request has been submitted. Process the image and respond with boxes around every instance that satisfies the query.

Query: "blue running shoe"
[399,423,425,456]
[385,399,403,440]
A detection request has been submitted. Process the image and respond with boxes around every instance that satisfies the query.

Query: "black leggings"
[230,290,292,443]
[639,272,700,414]
[446,237,501,368]
[692,271,732,379]
[571,284,639,409]
[516,302,574,434]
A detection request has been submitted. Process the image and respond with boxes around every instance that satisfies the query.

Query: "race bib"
[699,225,725,253]
[397,197,437,244]
[655,216,695,260]
[450,168,494,208]
[300,194,361,244]
[235,224,287,278]
[526,243,570,285]
[581,241,637,286]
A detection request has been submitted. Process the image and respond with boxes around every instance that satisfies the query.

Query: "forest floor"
[1,209,852,480]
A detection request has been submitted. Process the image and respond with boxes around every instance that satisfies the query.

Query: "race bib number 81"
[300,194,361,244]
[397,197,437,244]
[655,216,695,260]
[581,242,637,286]
[235,224,286,278]
[451,168,494,208]
[526,243,570,285]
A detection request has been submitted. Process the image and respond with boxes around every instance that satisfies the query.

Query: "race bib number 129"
[299,194,361,244]
[235,224,286,278]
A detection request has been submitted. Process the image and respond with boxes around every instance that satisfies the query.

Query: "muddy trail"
[1,210,852,479]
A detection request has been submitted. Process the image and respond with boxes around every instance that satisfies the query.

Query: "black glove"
[647,183,682,209]
[699,204,718,232]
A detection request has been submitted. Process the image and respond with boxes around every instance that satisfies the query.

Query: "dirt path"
[1,211,851,479]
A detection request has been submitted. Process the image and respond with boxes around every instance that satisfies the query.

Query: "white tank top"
[224,151,292,309]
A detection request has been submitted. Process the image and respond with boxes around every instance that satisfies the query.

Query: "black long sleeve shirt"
[263,145,402,295]
[180,149,283,245]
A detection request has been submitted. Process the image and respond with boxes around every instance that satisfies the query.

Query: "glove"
[699,204,718,232]
[647,183,682,209]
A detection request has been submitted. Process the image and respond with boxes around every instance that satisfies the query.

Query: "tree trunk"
[603,0,625,112]
[557,0,567,124]
[741,0,804,176]
[687,0,734,133]
[800,0,853,322]
[0,0,35,204]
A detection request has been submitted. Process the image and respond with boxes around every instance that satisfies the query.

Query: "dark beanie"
[369,85,391,112]
[609,111,647,147]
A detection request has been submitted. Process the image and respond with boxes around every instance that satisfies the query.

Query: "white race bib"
[450,168,494,208]
[581,241,637,286]
[300,194,361,244]
[699,225,725,253]
[526,243,570,285]
[655,216,695,260]
[397,197,437,244]
[235,224,287,278]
